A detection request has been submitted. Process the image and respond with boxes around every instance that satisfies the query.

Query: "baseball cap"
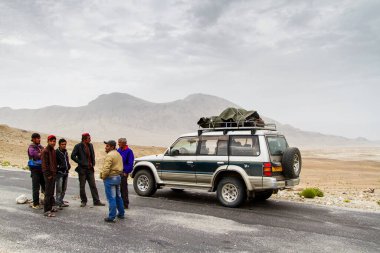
[104,140,116,147]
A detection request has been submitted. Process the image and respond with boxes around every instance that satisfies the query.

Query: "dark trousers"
[120,174,129,208]
[43,173,56,213]
[56,173,68,206]
[78,169,100,204]
[31,169,45,206]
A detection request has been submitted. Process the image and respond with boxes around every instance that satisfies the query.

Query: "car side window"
[230,136,260,156]
[171,137,199,156]
[199,137,229,156]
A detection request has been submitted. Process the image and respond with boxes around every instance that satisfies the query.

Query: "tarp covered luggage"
[197,107,265,128]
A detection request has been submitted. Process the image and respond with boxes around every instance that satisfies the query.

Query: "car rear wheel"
[133,169,157,196]
[217,177,246,208]
[254,190,273,201]
[282,147,302,179]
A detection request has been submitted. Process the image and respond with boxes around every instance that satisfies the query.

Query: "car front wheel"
[133,169,157,197]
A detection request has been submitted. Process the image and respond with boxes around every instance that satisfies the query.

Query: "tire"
[217,177,246,208]
[282,147,302,179]
[133,169,157,197]
[254,190,273,201]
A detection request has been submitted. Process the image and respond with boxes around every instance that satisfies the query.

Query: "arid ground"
[1,124,379,211]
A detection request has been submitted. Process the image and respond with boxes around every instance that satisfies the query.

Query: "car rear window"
[267,136,288,156]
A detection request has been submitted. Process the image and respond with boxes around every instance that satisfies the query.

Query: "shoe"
[94,202,105,206]
[80,202,87,207]
[104,218,115,223]
[56,206,63,210]
[117,215,125,219]
[60,203,69,207]
[31,204,41,210]
[124,205,129,209]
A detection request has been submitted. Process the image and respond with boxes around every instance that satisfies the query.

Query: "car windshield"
[267,136,288,156]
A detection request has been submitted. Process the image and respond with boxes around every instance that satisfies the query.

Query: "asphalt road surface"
[0,168,379,253]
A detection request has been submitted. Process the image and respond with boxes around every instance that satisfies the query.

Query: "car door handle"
[217,162,225,165]
[187,161,194,164]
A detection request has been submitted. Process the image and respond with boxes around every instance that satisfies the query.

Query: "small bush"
[300,188,317,198]
[377,200,380,206]
[344,199,351,203]
[299,188,325,199]
[1,160,11,167]
[313,188,324,197]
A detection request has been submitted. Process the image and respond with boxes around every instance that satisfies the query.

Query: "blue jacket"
[117,146,134,174]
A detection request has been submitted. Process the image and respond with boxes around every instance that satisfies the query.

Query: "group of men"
[27,132,134,222]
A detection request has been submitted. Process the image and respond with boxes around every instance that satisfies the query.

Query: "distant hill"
[0,92,378,147]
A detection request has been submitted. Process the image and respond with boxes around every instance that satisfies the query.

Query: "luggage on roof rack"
[197,107,265,128]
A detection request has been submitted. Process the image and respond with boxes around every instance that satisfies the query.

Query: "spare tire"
[282,147,302,179]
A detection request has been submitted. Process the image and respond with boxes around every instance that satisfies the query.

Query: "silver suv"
[131,124,301,207]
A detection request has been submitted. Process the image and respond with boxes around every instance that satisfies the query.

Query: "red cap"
[82,133,90,137]
[47,135,56,141]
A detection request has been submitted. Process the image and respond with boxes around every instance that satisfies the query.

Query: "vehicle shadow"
[149,188,295,211]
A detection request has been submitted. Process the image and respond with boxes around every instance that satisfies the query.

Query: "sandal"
[51,208,59,212]
[44,211,55,217]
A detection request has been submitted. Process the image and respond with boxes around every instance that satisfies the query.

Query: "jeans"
[31,169,45,206]
[104,176,124,220]
[56,173,68,206]
[78,169,100,204]
[43,173,56,213]
[120,174,129,208]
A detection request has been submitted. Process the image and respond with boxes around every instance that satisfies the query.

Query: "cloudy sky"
[0,0,379,140]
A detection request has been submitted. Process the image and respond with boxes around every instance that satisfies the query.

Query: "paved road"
[0,168,379,253]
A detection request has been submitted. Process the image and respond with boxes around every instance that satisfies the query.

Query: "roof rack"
[197,121,277,136]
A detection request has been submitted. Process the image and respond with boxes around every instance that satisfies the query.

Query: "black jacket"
[71,142,96,169]
[56,148,71,174]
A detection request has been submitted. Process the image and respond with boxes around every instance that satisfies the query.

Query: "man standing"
[56,138,71,208]
[71,133,105,207]
[41,135,57,217]
[28,133,45,209]
[117,138,134,209]
[101,140,125,222]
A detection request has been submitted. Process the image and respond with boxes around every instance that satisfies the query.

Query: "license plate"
[272,166,283,172]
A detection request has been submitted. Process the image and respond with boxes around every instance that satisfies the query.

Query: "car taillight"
[263,162,272,177]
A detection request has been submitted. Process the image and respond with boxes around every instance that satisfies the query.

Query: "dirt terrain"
[0,124,379,211]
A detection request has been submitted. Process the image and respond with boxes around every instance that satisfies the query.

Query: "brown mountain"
[0,93,378,147]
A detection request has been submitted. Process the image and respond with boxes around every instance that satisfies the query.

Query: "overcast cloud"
[0,0,379,140]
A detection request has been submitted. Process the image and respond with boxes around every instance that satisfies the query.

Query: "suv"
[131,124,301,207]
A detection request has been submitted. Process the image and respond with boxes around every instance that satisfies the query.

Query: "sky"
[0,0,379,140]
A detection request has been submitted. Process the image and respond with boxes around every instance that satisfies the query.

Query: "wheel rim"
[293,154,300,175]
[221,183,239,203]
[137,175,149,192]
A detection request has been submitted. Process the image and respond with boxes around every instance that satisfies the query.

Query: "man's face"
[48,139,56,148]
[59,142,67,150]
[118,141,126,149]
[105,144,112,153]
[32,137,41,145]
[84,136,91,144]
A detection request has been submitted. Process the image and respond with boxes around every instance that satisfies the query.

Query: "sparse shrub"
[313,188,324,197]
[299,187,325,199]
[1,160,11,167]
[344,199,351,203]
[377,200,380,206]
[300,188,317,198]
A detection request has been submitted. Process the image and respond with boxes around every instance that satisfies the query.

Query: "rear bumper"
[261,177,300,190]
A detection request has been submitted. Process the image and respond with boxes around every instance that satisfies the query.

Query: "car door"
[160,137,199,184]
[194,136,229,185]
[228,135,263,188]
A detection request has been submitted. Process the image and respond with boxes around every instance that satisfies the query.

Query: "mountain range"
[0,93,378,147]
